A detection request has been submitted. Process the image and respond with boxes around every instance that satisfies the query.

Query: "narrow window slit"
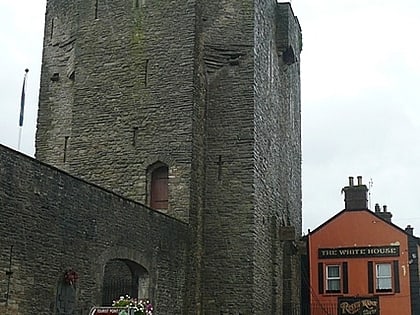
[144,59,149,87]
[95,0,99,19]
[63,136,69,163]
[134,0,139,8]
[132,127,139,146]
[216,155,224,181]
[50,18,55,40]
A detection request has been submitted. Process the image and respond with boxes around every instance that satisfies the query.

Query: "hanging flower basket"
[64,268,79,286]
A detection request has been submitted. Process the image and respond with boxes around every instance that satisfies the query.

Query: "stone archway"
[101,259,149,306]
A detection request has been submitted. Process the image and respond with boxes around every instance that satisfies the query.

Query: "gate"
[102,279,138,306]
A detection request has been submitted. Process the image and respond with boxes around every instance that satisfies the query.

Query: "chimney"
[374,203,380,212]
[343,176,368,210]
[375,205,393,223]
[405,225,414,235]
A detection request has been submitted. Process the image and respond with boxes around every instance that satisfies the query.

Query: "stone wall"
[408,233,420,314]
[36,0,197,222]
[34,0,303,314]
[253,2,302,313]
[197,0,255,313]
[196,1,302,313]
[0,145,188,314]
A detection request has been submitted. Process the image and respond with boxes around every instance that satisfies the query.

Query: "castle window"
[50,18,55,40]
[95,0,99,19]
[144,59,149,87]
[150,165,168,210]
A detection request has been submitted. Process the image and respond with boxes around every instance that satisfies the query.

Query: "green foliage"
[112,295,153,315]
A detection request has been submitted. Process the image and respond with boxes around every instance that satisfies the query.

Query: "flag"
[19,69,29,127]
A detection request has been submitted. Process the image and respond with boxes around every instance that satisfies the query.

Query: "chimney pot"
[375,203,380,212]
[343,177,368,210]
[376,205,392,222]
[357,176,362,185]
[405,225,414,235]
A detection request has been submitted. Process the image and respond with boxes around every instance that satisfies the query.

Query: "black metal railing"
[283,303,338,315]
[101,279,138,306]
[310,303,338,315]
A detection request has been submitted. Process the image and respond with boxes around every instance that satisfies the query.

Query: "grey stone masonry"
[34,0,302,314]
[0,145,188,314]
[36,0,197,222]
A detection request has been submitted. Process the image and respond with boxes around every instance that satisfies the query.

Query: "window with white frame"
[376,263,392,291]
[326,265,341,292]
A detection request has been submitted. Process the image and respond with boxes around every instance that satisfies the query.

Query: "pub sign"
[319,245,399,259]
[338,297,379,315]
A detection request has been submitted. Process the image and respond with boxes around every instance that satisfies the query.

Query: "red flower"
[64,269,79,285]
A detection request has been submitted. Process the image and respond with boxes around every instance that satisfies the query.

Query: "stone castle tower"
[35,0,302,313]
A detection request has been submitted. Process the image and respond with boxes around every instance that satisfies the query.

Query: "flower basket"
[64,268,79,286]
[112,295,153,315]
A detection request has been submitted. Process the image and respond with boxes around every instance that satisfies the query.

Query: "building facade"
[1,1,302,314]
[305,177,420,315]
[407,225,420,315]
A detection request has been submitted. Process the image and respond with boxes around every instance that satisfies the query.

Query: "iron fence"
[101,278,138,306]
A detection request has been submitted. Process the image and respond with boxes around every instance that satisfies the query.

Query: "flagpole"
[18,68,29,151]
[17,128,23,151]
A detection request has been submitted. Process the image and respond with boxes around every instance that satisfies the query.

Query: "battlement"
[276,2,302,65]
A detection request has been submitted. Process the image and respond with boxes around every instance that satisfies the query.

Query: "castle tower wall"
[35,0,302,313]
[36,0,197,222]
[36,0,78,170]
[196,1,302,313]
[254,3,302,313]
[197,1,255,313]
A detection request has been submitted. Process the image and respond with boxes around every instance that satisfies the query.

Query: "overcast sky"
[1,0,420,234]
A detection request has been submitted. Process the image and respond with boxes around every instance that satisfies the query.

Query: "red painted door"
[150,166,168,210]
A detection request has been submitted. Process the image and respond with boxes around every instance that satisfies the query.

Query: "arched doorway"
[101,259,149,306]
[147,162,169,211]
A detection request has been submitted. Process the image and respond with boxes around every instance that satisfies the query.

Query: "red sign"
[89,307,133,315]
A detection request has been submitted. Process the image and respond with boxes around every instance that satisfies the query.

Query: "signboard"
[89,307,136,315]
[319,245,399,259]
[279,226,296,241]
[338,297,379,315]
